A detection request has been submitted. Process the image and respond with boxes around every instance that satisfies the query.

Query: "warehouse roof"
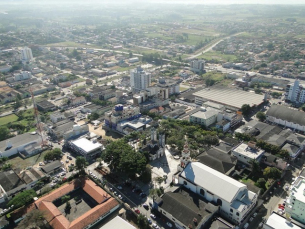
[266,105,305,126]
[194,87,264,109]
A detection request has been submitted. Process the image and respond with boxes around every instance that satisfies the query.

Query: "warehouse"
[193,87,265,110]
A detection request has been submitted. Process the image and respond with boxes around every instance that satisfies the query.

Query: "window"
[184,181,187,186]
[230,209,233,213]
[217,199,222,206]
[236,212,239,216]
[200,189,205,196]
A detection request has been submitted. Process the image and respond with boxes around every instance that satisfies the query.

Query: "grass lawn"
[9,150,50,170]
[196,51,237,62]
[202,71,225,82]
[0,114,19,126]
[183,34,210,45]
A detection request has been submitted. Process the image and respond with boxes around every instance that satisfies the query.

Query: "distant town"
[0,2,305,229]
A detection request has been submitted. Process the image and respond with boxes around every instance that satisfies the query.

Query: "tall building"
[286,80,305,104]
[20,47,33,63]
[285,170,305,224]
[130,66,151,91]
[190,59,205,73]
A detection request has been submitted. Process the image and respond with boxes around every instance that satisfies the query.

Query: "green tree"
[88,112,99,121]
[249,159,261,175]
[75,156,87,172]
[14,97,22,109]
[241,104,251,116]
[7,189,36,208]
[263,167,281,180]
[44,148,62,161]
[149,188,163,199]
[137,214,150,229]
[256,178,266,189]
[0,126,10,141]
[256,111,266,122]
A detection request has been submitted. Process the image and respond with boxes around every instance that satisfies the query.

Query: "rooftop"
[233,143,265,160]
[0,132,41,153]
[36,100,56,109]
[41,160,62,174]
[100,216,136,229]
[266,105,305,126]
[159,187,218,228]
[194,87,264,109]
[180,162,246,203]
[191,108,219,120]
[71,138,102,153]
[0,170,24,192]
[265,213,302,229]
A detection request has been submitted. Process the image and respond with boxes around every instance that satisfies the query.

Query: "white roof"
[100,216,136,229]
[265,213,301,229]
[233,143,265,160]
[71,138,102,153]
[181,162,245,203]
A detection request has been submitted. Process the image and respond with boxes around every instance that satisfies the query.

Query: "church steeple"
[178,137,191,171]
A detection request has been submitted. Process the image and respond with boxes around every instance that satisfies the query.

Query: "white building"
[232,142,265,165]
[286,80,305,104]
[69,137,103,160]
[20,47,33,63]
[14,71,32,81]
[130,66,151,91]
[104,104,141,130]
[128,57,139,63]
[190,59,205,73]
[50,112,66,123]
[189,107,219,127]
[263,213,302,229]
[178,162,257,224]
[266,105,305,132]
[285,169,305,225]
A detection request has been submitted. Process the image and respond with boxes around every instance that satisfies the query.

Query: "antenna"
[29,84,46,148]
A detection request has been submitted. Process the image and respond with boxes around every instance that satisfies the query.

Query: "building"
[266,105,305,132]
[261,153,289,171]
[155,187,219,229]
[40,160,63,175]
[177,162,257,224]
[190,59,205,73]
[116,116,152,135]
[130,66,151,91]
[189,107,219,127]
[285,169,305,225]
[46,120,75,140]
[36,100,57,112]
[196,148,237,175]
[104,104,141,130]
[20,47,33,63]
[128,57,139,63]
[232,142,265,166]
[50,112,66,123]
[156,77,181,99]
[70,96,86,106]
[34,179,120,229]
[140,128,165,161]
[263,212,302,229]
[100,216,136,229]
[14,71,32,81]
[69,138,103,160]
[0,168,45,203]
[64,124,89,140]
[286,80,305,104]
[0,132,43,158]
[194,87,265,111]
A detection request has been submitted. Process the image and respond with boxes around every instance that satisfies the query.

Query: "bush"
[7,189,36,208]
[40,186,52,195]
[44,148,62,161]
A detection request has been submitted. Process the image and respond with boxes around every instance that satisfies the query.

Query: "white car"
[39,162,44,166]
[150,213,156,219]
[166,222,173,228]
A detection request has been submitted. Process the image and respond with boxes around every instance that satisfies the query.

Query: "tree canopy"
[8,189,36,208]
[256,111,266,122]
[241,104,251,116]
[44,148,62,161]
[263,167,281,180]
[0,126,10,141]
[75,156,87,172]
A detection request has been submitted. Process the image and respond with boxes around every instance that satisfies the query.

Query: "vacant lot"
[9,150,50,170]
[196,51,237,62]
[0,114,19,126]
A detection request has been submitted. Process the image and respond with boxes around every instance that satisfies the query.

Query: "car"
[150,213,156,219]
[39,162,44,166]
[166,222,173,228]
[113,191,118,196]
[252,212,257,218]
[140,193,147,198]
[66,160,69,163]
[142,203,149,209]
[118,195,123,200]
[249,217,254,222]
[109,187,113,192]
[147,218,152,224]
[117,186,123,190]
[173,155,180,160]
[152,223,159,229]
[61,161,64,165]
[244,223,249,229]
[135,209,140,214]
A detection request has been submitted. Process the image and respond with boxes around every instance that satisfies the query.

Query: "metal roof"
[266,105,305,126]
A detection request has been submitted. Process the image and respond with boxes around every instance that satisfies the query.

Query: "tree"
[241,104,251,116]
[14,97,22,109]
[256,178,266,189]
[263,167,281,180]
[61,195,70,204]
[149,188,163,199]
[249,159,261,175]
[256,111,266,122]
[0,126,10,141]
[8,189,36,208]
[44,148,62,161]
[15,209,49,229]
[75,156,87,172]
[88,112,99,121]
[137,214,150,229]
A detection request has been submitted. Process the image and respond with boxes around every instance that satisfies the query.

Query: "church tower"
[178,139,191,172]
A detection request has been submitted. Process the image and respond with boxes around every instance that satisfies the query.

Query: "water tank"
[200,107,207,112]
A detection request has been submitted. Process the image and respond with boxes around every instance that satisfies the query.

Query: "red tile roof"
[34,179,119,229]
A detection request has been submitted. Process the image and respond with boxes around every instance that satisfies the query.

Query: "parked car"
[135,209,140,214]
[166,222,173,228]
[150,213,156,219]
[117,185,122,190]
